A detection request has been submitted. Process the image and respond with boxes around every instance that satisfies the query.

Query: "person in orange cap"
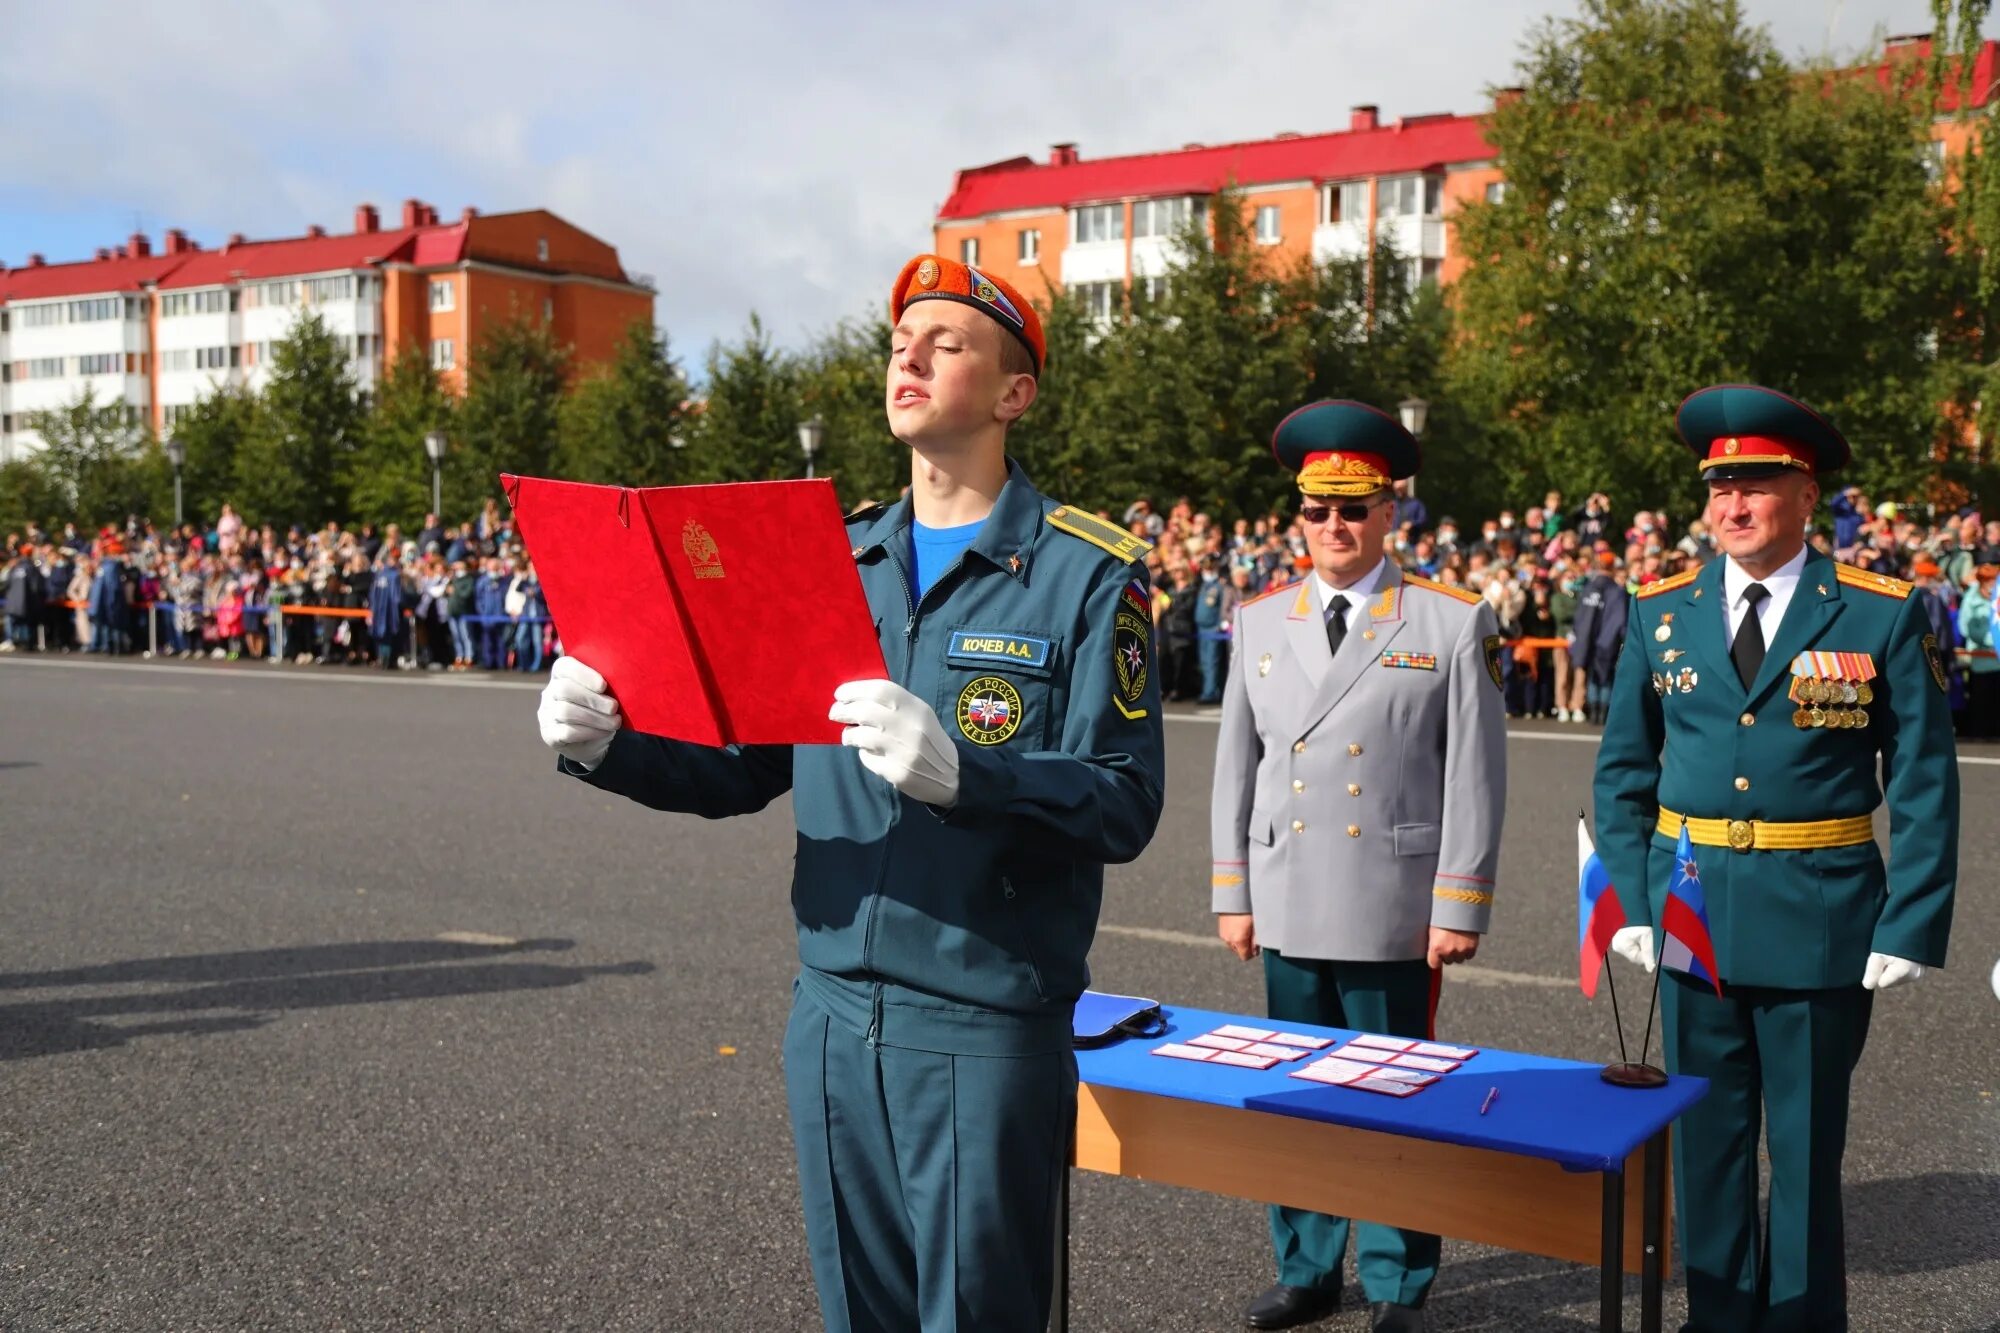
[539,254,1165,1332]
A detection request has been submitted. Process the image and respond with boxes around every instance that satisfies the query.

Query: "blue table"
[1060,1003,1706,1332]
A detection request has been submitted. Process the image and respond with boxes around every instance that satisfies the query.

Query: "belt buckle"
[1726,819,1754,852]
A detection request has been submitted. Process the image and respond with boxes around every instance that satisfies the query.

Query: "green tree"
[232,310,362,525]
[554,321,692,487]
[346,347,455,528]
[0,458,70,537]
[165,383,258,529]
[681,315,802,483]
[25,387,169,527]
[795,316,901,507]
[458,312,571,511]
[1449,0,1956,514]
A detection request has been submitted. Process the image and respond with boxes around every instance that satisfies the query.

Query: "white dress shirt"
[1721,546,1808,649]
[1315,559,1389,637]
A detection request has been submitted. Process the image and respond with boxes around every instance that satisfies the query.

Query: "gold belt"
[1655,806,1874,853]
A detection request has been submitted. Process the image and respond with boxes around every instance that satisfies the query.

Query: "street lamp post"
[164,435,186,527]
[423,430,447,519]
[797,415,825,480]
[1397,397,1429,497]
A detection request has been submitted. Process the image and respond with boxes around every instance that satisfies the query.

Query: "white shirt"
[1314,559,1389,637]
[1721,546,1808,649]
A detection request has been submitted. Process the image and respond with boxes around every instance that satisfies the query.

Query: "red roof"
[156,227,434,289]
[0,253,187,303]
[937,115,1494,220]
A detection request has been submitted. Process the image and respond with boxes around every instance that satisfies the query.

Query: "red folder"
[502,474,886,746]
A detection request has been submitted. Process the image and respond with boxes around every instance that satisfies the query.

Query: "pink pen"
[1479,1086,1498,1116]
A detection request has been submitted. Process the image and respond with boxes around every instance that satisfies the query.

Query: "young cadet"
[1210,402,1507,1333]
[536,254,1166,1332]
[1593,385,1958,1333]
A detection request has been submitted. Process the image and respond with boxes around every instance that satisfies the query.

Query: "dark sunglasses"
[1300,499,1381,525]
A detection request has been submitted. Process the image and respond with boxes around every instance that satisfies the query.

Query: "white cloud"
[0,0,1953,359]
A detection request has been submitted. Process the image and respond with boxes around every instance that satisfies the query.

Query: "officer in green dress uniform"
[1593,385,1958,1333]
[536,254,1166,1332]
[1211,402,1508,1333]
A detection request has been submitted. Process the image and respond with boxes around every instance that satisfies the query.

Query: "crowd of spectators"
[1121,482,2000,740]
[1,499,554,673]
[7,481,2000,740]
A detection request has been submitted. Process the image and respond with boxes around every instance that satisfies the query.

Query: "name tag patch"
[948,629,1052,672]
[1380,650,1437,671]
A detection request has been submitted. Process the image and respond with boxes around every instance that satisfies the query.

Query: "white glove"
[830,679,960,808]
[1862,952,1924,991]
[1611,925,1656,972]
[538,656,621,771]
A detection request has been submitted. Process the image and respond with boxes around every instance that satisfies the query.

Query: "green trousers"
[783,984,1075,1333]
[1262,950,1441,1306]
[1661,975,1873,1333]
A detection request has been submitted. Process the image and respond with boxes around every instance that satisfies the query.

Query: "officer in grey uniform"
[1211,400,1508,1333]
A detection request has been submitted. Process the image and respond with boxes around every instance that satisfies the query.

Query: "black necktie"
[1733,583,1769,688]
[1325,594,1349,661]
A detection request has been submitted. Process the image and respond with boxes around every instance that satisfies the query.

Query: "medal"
[1853,706,1869,727]
[1856,682,1873,706]
[1654,613,1674,643]
[1652,672,1668,697]
[1662,648,1685,664]
[1793,707,1812,728]
[1809,706,1827,727]
[1677,667,1698,693]
[1841,682,1858,705]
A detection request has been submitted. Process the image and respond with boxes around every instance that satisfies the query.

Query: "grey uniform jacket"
[1210,564,1508,960]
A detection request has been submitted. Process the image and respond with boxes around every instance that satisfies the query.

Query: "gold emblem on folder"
[682,520,725,580]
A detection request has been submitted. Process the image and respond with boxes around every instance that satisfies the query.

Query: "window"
[261,280,297,306]
[1484,181,1508,205]
[536,237,549,262]
[960,237,980,266]
[543,297,554,323]
[1379,175,1443,218]
[1325,180,1369,224]
[1131,197,1206,239]
[1071,204,1123,244]
[431,339,456,370]
[77,353,121,375]
[1,414,12,433]
[19,303,65,328]
[161,349,192,373]
[1017,228,1040,265]
[1134,275,1171,307]
[194,345,232,370]
[1923,138,1948,183]
[0,310,7,333]
[429,279,456,312]
[1255,205,1282,244]
[1405,258,1443,289]
[28,357,65,378]
[67,297,119,322]
[162,289,230,317]
[305,275,355,304]
[1072,280,1120,321]
[163,404,192,428]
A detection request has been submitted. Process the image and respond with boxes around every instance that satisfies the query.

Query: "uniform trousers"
[1262,950,1441,1306]
[1662,975,1873,1333]
[784,983,1075,1333]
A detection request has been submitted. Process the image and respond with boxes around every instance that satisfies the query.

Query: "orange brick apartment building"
[0,200,653,461]
[933,35,1998,319]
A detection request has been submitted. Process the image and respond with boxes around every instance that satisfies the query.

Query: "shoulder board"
[1401,573,1481,606]
[1240,580,1298,608]
[1836,564,1913,599]
[844,501,889,526]
[1045,505,1152,564]
[1636,568,1699,600]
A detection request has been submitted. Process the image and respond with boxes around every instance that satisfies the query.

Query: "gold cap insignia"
[915,258,940,289]
[1723,438,1740,456]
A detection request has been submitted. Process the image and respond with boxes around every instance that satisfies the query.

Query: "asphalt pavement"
[2,655,1996,1332]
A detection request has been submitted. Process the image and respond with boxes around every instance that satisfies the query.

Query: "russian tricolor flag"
[1577,817,1626,998]
[1659,821,1724,997]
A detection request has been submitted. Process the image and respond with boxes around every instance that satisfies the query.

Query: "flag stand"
[1599,952,1668,1087]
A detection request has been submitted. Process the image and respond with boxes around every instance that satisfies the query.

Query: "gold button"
[1293,741,1307,754]
[1739,713,1755,727]
[1362,629,1376,641]
[1348,743,1363,756]
[1347,825,1361,838]
[1734,777,1750,791]
[1292,820,1306,834]
[1292,779,1305,793]
[1347,783,1361,796]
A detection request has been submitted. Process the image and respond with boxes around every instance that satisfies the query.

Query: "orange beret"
[891,254,1044,373]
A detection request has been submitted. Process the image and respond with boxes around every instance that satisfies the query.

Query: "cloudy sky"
[0,1,1952,363]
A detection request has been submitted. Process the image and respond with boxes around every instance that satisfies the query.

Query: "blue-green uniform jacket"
[563,459,1167,1052]
[1593,550,1957,988]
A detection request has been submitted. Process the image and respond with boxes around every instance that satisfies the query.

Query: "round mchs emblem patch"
[956,676,1023,746]
[915,258,940,289]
